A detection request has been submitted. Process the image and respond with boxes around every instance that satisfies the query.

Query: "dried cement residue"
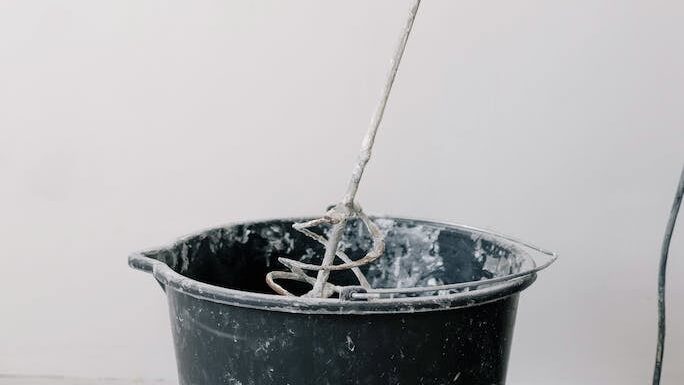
[366,219,444,289]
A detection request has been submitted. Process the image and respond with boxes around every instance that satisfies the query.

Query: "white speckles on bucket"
[367,220,444,289]
[345,335,356,352]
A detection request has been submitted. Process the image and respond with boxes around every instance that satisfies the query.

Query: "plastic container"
[129,217,556,385]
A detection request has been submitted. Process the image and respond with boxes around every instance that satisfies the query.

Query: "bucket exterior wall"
[166,286,520,385]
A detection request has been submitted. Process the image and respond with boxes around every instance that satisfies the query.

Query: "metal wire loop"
[265,204,384,298]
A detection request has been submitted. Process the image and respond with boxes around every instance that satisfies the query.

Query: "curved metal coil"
[265,205,385,298]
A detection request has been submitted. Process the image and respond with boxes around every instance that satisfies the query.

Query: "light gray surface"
[0,375,173,385]
[0,1,682,384]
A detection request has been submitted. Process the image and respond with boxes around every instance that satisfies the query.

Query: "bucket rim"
[129,216,557,315]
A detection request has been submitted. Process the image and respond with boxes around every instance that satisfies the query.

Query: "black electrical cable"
[653,164,684,385]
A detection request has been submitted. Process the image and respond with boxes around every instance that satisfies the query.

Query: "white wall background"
[1,1,683,384]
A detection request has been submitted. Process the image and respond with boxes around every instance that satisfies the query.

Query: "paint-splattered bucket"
[129,217,556,385]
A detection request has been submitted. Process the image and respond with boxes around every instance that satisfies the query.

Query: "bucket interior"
[143,218,529,297]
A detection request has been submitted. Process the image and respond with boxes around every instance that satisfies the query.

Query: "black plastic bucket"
[129,217,555,385]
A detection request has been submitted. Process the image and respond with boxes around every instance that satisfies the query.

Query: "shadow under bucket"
[129,217,556,385]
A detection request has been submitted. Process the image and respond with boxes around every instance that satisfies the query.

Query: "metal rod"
[266,0,423,298]
[308,0,422,297]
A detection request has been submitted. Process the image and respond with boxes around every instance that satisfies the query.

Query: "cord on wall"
[653,164,684,385]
